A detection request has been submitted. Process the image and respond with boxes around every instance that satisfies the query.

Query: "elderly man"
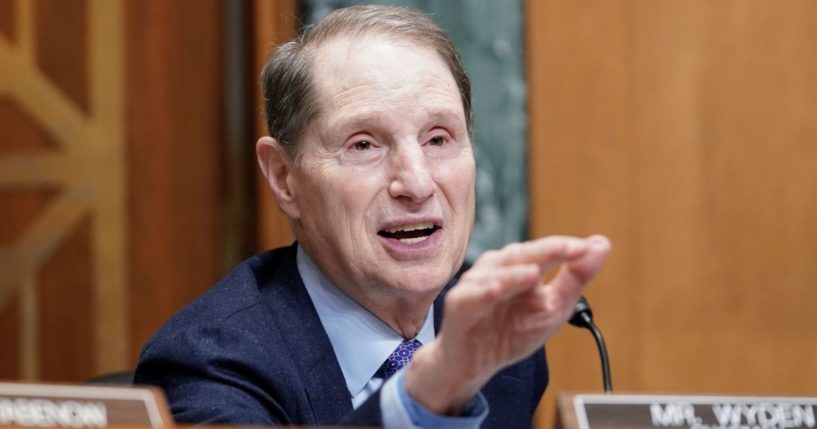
[135,5,610,428]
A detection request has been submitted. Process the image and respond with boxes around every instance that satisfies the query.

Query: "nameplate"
[0,382,172,428]
[573,394,817,429]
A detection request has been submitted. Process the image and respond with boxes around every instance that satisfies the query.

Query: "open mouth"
[378,222,440,244]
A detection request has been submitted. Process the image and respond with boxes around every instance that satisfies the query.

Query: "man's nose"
[387,143,435,203]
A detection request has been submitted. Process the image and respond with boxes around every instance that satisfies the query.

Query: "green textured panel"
[303,0,527,262]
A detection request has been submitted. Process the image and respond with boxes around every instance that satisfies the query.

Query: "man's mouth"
[378,222,440,244]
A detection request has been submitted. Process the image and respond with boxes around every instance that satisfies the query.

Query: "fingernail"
[587,235,610,249]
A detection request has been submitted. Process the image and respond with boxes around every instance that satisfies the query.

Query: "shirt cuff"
[381,368,488,429]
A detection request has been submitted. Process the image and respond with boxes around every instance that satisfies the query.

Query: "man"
[135,5,610,428]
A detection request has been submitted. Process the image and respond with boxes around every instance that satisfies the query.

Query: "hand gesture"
[405,235,611,414]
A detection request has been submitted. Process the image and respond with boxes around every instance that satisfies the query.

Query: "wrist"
[404,338,486,415]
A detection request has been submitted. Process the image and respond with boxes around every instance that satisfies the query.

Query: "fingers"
[477,236,592,272]
[436,235,612,388]
[546,235,611,311]
[567,235,611,283]
[451,264,542,320]
[455,235,611,323]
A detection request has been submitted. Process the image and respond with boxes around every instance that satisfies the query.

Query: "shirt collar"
[297,245,435,398]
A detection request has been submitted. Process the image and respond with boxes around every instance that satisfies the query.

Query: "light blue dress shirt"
[297,246,487,428]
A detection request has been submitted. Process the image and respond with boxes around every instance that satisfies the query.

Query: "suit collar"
[254,244,456,424]
[297,246,435,402]
[256,243,353,425]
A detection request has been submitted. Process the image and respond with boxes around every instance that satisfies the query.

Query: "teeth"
[386,222,433,234]
[400,236,430,244]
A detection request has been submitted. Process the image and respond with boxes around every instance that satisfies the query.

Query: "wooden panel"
[252,0,297,251]
[0,293,20,380]
[0,187,55,375]
[125,0,224,366]
[0,0,127,380]
[0,99,59,151]
[0,189,57,246]
[4,0,229,376]
[37,217,93,381]
[0,0,15,43]
[527,1,640,426]
[34,0,89,114]
[528,1,817,427]
[633,0,817,395]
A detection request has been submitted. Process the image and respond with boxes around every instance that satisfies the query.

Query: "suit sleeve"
[134,320,387,426]
[134,323,296,425]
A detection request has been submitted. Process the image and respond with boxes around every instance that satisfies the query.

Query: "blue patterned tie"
[382,339,422,379]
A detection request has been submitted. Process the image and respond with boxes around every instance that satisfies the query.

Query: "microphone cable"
[569,296,613,393]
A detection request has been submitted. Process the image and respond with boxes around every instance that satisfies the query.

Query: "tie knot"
[382,339,422,379]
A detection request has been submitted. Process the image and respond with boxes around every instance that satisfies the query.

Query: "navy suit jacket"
[134,244,548,427]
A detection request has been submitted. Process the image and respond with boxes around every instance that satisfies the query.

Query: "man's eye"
[353,140,372,150]
[428,135,446,146]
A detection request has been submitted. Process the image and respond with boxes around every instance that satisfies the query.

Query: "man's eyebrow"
[321,103,466,137]
[326,113,387,135]
[424,107,464,123]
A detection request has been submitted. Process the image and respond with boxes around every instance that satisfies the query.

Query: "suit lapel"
[433,279,456,333]
[257,244,353,425]
[256,247,459,424]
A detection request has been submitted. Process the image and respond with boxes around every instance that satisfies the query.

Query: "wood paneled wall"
[527,1,817,427]
[125,0,225,369]
[0,0,127,380]
[0,0,227,380]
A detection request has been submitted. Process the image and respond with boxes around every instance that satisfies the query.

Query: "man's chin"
[381,269,453,296]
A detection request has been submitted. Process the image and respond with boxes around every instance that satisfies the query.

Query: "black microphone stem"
[570,297,613,394]
[583,314,612,393]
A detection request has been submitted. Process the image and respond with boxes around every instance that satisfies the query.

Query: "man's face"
[286,36,476,306]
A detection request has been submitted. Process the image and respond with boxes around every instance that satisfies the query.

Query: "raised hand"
[405,235,611,414]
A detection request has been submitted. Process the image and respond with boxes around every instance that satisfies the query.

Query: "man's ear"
[256,136,301,219]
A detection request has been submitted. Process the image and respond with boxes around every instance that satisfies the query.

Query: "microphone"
[569,296,613,393]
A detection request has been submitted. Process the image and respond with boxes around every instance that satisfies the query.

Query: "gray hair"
[260,5,473,162]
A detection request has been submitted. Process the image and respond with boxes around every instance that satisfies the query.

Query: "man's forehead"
[316,79,463,137]
[311,35,447,82]
[309,36,459,111]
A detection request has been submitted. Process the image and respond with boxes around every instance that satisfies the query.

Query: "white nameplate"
[0,382,171,428]
[574,394,817,429]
